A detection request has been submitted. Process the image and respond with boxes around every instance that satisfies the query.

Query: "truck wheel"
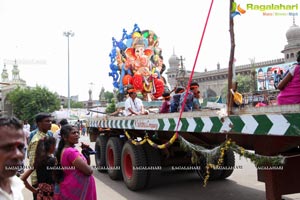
[121,141,148,190]
[106,137,123,180]
[89,127,99,142]
[143,144,161,188]
[219,149,235,179]
[196,156,222,181]
[95,135,108,173]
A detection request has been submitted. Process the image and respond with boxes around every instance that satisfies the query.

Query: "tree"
[249,58,258,92]
[104,91,114,103]
[235,74,252,93]
[7,86,60,124]
[221,74,252,99]
[105,99,116,114]
[64,100,84,108]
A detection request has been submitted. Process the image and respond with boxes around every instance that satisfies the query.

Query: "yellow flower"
[240,148,245,155]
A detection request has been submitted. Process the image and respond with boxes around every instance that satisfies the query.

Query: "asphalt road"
[22,136,300,200]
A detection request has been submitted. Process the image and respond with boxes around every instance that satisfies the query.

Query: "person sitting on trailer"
[124,88,148,116]
[193,90,201,111]
[109,107,125,117]
[179,82,199,112]
[277,51,300,105]
[231,81,243,108]
[170,87,185,112]
[159,92,171,113]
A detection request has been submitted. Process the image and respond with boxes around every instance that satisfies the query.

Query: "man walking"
[27,113,52,199]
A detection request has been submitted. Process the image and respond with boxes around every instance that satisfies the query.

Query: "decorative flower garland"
[143,82,152,92]
[124,130,285,187]
[124,130,177,149]
[178,136,286,187]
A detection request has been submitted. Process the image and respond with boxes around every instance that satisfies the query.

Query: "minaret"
[165,48,180,90]
[87,88,93,109]
[1,64,9,83]
[282,16,300,63]
[99,86,106,107]
[12,60,20,82]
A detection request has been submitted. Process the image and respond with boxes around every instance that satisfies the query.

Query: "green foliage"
[64,100,84,108]
[221,74,253,98]
[235,74,252,93]
[104,91,114,103]
[7,86,60,123]
[105,99,116,113]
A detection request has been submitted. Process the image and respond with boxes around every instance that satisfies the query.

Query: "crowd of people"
[111,50,300,116]
[0,113,96,200]
[120,81,202,116]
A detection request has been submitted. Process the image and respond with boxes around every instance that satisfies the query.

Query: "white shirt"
[124,97,143,116]
[23,124,30,132]
[0,176,24,200]
[22,128,30,148]
[54,129,61,149]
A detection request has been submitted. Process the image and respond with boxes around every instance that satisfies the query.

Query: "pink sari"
[55,147,97,200]
[277,65,300,105]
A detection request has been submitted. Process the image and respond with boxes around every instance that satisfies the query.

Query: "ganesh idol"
[123,35,164,100]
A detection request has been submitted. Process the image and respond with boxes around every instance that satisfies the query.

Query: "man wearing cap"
[124,89,147,116]
[179,82,199,112]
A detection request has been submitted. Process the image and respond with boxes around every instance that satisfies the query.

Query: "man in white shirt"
[54,118,69,149]
[0,117,25,200]
[124,88,148,116]
[23,120,30,132]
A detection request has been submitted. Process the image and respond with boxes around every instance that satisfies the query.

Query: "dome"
[168,54,180,67]
[286,23,300,42]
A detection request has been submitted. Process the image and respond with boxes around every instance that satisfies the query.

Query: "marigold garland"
[124,130,177,149]
[143,82,152,92]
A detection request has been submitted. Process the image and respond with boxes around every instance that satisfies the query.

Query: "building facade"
[0,62,26,117]
[166,20,300,98]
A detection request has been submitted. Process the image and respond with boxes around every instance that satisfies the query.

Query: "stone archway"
[206,88,217,98]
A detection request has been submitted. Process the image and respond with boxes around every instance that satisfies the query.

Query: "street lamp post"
[63,30,74,115]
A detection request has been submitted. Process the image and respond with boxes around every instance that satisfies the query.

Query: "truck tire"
[95,135,108,173]
[89,127,99,142]
[121,141,148,190]
[106,137,123,180]
[143,144,161,188]
[219,149,235,179]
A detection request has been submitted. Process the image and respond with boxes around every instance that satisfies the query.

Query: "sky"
[0,0,299,101]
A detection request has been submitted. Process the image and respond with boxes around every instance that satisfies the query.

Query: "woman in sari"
[277,51,300,105]
[53,125,96,200]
